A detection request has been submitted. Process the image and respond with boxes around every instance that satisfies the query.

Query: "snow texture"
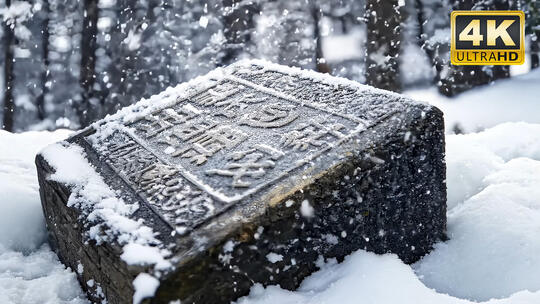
[399,43,435,86]
[133,273,159,304]
[40,143,157,247]
[322,28,365,63]
[0,130,88,304]
[300,199,315,218]
[405,67,540,134]
[132,273,160,304]
[0,1,35,41]
[0,2,33,25]
[40,137,175,299]
[266,253,284,264]
[120,244,172,271]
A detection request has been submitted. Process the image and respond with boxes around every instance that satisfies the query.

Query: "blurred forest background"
[0,0,539,132]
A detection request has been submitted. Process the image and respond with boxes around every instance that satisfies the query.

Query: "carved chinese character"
[137,163,179,196]
[170,189,216,227]
[214,93,267,118]
[281,120,348,151]
[171,121,217,142]
[118,157,218,228]
[106,140,156,180]
[157,121,218,152]
[240,103,298,128]
[133,107,199,139]
[206,144,284,188]
[174,126,247,165]
[192,82,242,106]
[147,176,216,228]
[106,141,138,159]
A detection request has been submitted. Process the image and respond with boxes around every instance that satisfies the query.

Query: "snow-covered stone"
[35,60,446,304]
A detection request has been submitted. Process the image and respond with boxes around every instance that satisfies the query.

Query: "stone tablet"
[36,60,446,304]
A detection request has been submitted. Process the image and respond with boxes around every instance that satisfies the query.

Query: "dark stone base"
[37,157,135,303]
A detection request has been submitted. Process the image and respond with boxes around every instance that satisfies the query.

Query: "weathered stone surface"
[36,60,446,304]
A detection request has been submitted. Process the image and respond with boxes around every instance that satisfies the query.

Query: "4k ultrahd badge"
[451,11,525,65]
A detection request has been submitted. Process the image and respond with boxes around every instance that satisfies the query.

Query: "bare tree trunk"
[532,33,540,69]
[221,0,259,66]
[2,0,15,132]
[415,0,441,85]
[79,0,99,127]
[415,0,425,47]
[365,0,402,92]
[311,5,330,73]
[37,0,50,121]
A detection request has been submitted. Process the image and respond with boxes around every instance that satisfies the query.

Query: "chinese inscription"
[206,144,285,188]
[281,120,348,151]
[91,75,364,229]
[97,132,219,231]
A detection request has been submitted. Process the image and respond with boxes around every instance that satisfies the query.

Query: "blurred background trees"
[0,0,538,131]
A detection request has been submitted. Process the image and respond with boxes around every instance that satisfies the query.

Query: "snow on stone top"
[231,59,402,97]
[40,142,172,274]
[84,59,428,142]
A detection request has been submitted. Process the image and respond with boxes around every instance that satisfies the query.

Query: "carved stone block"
[36,61,446,304]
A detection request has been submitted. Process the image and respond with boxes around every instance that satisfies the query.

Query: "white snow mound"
[0,129,88,304]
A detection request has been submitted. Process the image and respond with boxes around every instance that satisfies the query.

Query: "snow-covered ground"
[1,74,540,303]
[0,130,88,304]
[405,67,540,134]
